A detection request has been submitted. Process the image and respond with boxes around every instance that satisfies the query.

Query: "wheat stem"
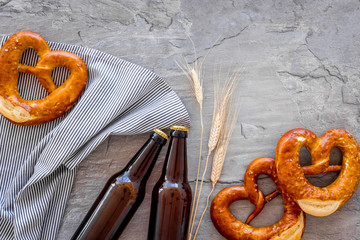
[189,72,221,239]
[187,104,203,240]
[189,151,211,238]
[192,70,240,240]
[193,184,215,239]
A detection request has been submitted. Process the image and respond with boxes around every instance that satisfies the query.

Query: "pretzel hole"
[20,48,39,66]
[305,147,342,188]
[51,67,70,87]
[252,176,283,227]
[18,72,47,100]
[229,198,255,223]
[257,175,278,196]
[329,147,342,166]
[229,192,284,227]
[18,48,46,100]
[250,196,284,227]
[230,177,282,227]
[299,146,311,167]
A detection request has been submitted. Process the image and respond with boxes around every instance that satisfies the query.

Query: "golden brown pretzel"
[211,157,305,240]
[0,31,88,125]
[275,128,360,217]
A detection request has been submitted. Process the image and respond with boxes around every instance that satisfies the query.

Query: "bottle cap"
[153,128,169,140]
[170,125,188,138]
[170,125,189,132]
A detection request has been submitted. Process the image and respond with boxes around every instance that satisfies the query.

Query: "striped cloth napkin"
[0,35,190,240]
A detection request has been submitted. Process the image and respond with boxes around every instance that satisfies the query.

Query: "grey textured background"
[1,0,360,239]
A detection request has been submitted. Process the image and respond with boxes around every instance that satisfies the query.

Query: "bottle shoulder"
[154,178,191,191]
[153,180,192,202]
[113,172,143,190]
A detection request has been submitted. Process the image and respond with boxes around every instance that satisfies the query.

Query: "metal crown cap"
[170,125,189,132]
[153,128,169,140]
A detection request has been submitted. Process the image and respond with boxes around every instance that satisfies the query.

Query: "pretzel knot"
[275,128,360,217]
[0,31,88,125]
[211,157,305,240]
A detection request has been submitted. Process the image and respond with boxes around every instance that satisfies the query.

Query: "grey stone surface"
[1,0,360,239]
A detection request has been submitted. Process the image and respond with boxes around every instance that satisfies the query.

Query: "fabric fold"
[0,35,190,239]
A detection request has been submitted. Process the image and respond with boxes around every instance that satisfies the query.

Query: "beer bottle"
[72,129,168,240]
[148,126,192,240]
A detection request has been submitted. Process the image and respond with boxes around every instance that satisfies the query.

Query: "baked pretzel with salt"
[275,128,360,217]
[211,157,305,240]
[0,31,88,125]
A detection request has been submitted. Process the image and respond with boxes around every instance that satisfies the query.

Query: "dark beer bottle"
[72,129,168,240]
[148,126,192,240]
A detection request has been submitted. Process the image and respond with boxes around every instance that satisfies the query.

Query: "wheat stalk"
[176,42,209,240]
[210,96,240,187]
[192,69,240,240]
[188,66,221,239]
[177,39,240,240]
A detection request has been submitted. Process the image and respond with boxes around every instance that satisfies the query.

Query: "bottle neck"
[126,134,166,183]
[163,136,187,182]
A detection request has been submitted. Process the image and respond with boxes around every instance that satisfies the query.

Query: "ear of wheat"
[178,39,241,240]
[192,69,240,240]
[189,66,222,239]
[211,101,239,186]
[177,57,203,105]
[211,145,225,186]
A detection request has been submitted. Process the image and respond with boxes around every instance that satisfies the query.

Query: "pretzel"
[0,31,88,125]
[211,157,305,240]
[275,128,360,217]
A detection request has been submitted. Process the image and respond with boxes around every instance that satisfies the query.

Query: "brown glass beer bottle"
[148,126,192,240]
[72,129,168,240]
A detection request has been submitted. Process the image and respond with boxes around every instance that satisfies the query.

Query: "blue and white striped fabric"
[0,35,190,240]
